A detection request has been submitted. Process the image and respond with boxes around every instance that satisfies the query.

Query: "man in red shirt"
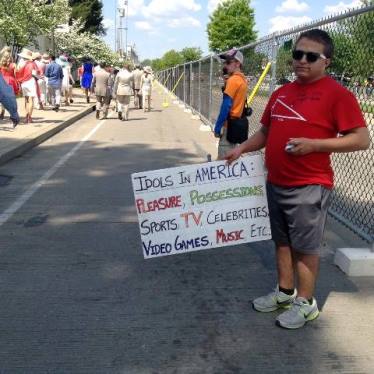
[225,29,369,329]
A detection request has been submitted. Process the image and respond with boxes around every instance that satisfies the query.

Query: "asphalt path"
[0,94,373,373]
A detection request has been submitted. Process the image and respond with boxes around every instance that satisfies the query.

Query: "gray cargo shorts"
[266,182,332,255]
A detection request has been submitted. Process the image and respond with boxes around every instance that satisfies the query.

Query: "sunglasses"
[292,49,327,63]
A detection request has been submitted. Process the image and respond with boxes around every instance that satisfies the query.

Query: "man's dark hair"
[99,62,106,68]
[50,55,56,61]
[296,29,334,59]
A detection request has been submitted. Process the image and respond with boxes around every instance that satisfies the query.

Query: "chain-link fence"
[156,4,374,243]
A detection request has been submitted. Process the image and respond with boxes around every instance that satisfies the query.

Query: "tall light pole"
[114,0,117,51]
[115,1,129,59]
[124,0,129,60]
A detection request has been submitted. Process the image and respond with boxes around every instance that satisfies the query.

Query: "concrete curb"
[0,105,95,167]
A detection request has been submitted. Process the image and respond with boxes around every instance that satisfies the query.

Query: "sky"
[101,0,363,61]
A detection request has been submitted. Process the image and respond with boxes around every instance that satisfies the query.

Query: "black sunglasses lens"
[306,52,318,63]
[293,50,320,63]
[292,50,304,60]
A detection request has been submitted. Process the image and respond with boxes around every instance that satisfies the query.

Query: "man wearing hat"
[214,48,248,159]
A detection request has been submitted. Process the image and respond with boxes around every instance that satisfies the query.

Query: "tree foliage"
[160,50,184,69]
[207,0,257,52]
[328,0,373,79]
[69,0,105,35]
[180,47,203,63]
[54,19,120,65]
[0,0,70,50]
[145,47,203,71]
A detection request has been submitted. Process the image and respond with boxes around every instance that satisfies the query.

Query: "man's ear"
[325,58,331,68]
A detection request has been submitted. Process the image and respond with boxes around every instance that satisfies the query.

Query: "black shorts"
[266,182,332,255]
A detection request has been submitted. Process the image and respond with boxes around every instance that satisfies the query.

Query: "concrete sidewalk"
[0,89,95,166]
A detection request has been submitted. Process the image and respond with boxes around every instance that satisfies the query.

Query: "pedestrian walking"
[16,48,39,123]
[112,67,120,112]
[45,55,63,112]
[78,64,84,93]
[0,74,20,128]
[32,52,46,110]
[59,55,75,106]
[133,65,143,109]
[41,53,51,105]
[81,58,94,103]
[113,64,133,121]
[0,47,19,120]
[105,66,116,114]
[67,57,75,104]
[224,29,370,329]
[140,66,153,112]
[92,62,110,119]
[214,48,248,160]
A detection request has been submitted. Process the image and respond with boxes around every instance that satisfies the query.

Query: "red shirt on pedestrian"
[261,76,366,189]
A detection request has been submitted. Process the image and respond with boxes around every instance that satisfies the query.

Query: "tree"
[207,0,257,52]
[180,47,203,63]
[275,41,293,82]
[69,0,105,35]
[242,48,268,76]
[328,1,373,80]
[150,58,163,72]
[141,59,152,67]
[54,19,120,65]
[160,50,184,69]
[329,32,356,77]
[0,0,70,53]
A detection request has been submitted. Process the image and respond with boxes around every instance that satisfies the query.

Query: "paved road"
[0,93,373,373]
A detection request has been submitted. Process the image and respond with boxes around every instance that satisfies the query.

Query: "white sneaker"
[252,285,297,313]
[276,297,319,329]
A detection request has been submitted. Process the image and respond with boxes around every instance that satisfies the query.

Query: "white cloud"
[102,18,114,30]
[167,16,201,28]
[207,0,224,13]
[324,0,361,14]
[143,0,201,18]
[276,0,310,13]
[269,15,312,32]
[118,0,145,17]
[135,21,154,32]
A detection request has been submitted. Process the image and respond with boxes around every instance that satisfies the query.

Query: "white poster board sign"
[131,155,271,259]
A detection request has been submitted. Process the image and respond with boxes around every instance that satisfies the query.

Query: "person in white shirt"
[132,65,144,109]
[140,66,153,112]
[113,64,134,121]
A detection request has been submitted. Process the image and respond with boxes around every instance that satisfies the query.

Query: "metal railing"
[156,4,374,243]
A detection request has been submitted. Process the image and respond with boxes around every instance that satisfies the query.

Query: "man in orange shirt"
[214,48,248,159]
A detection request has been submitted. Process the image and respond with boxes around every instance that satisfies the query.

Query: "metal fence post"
[183,64,186,104]
[208,55,213,123]
[269,34,279,94]
[190,62,193,107]
[198,60,201,114]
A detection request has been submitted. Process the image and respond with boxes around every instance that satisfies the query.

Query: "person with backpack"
[214,49,249,159]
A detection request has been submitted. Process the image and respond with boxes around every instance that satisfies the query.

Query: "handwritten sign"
[131,155,271,259]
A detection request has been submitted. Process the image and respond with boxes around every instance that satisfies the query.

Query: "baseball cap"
[219,48,244,65]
